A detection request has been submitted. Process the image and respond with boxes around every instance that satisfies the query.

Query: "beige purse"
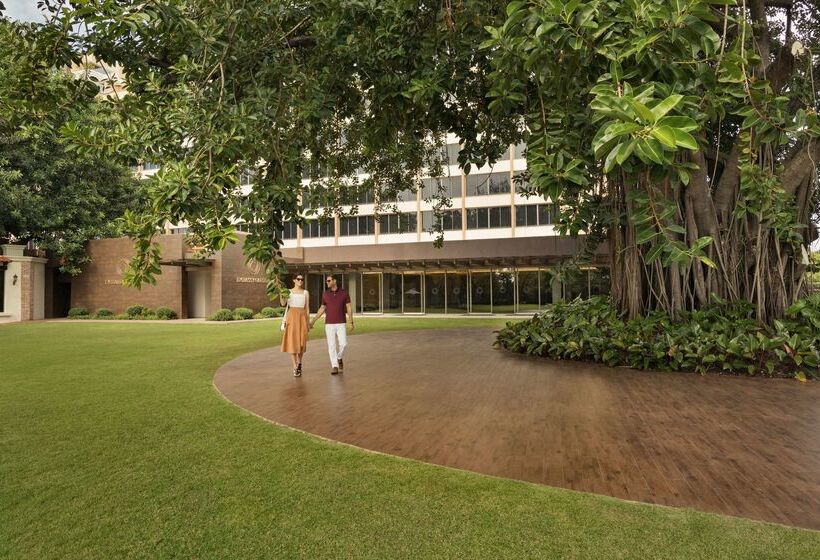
[279,303,289,332]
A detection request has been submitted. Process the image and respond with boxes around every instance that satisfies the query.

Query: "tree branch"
[749,0,771,71]
[781,140,820,196]
[767,42,795,94]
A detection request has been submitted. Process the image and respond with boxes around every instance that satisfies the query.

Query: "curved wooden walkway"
[214,328,820,530]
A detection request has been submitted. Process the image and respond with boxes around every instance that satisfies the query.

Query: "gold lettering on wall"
[235,277,266,283]
[104,279,124,285]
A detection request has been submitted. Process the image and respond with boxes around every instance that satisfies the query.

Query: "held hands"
[349,320,355,332]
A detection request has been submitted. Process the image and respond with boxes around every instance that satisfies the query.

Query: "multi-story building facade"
[48,135,610,319]
[272,135,609,315]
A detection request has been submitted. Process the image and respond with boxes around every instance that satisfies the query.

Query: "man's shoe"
[338,359,344,372]
[331,367,339,375]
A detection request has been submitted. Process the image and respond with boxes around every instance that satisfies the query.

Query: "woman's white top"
[287,292,307,308]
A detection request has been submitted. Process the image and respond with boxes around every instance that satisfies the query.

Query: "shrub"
[125,305,150,318]
[208,308,235,321]
[155,306,178,320]
[257,306,276,318]
[495,296,820,380]
[233,307,254,320]
[114,313,130,320]
[94,308,114,318]
[67,307,89,318]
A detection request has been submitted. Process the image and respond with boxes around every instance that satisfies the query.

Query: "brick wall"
[71,236,186,315]
[219,235,272,311]
[19,261,33,321]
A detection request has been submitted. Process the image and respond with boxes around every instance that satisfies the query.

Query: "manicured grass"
[1,319,818,559]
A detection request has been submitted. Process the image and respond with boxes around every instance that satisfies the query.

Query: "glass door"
[403,273,423,313]
[361,273,382,313]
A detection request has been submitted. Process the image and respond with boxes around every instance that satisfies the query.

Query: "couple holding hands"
[279,274,354,377]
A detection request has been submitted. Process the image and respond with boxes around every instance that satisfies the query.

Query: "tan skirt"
[281,306,309,354]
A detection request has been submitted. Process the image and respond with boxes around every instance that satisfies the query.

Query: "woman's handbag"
[280,303,289,332]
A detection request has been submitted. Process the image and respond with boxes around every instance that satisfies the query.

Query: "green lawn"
[1,319,817,559]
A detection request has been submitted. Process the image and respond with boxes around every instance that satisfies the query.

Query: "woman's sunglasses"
[295,277,303,281]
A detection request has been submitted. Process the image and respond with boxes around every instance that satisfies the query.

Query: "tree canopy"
[0,18,143,274]
[17,0,819,321]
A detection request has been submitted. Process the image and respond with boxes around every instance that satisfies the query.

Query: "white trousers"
[324,323,347,368]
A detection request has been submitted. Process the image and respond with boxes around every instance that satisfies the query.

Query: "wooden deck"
[214,328,820,530]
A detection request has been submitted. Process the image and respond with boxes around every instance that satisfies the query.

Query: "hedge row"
[68,305,285,321]
[495,296,820,380]
[67,306,179,320]
[207,306,285,321]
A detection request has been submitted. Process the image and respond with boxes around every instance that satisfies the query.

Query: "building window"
[302,220,335,238]
[356,187,375,205]
[281,222,299,240]
[466,206,511,229]
[421,176,461,199]
[380,213,417,234]
[0,269,4,312]
[466,172,510,196]
[514,143,526,159]
[239,168,253,186]
[170,227,189,235]
[143,161,161,171]
[515,204,557,227]
[340,215,375,236]
[441,143,461,166]
[379,186,416,203]
[421,209,462,231]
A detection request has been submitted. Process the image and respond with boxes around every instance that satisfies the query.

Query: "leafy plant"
[67,307,89,318]
[125,305,150,318]
[233,307,253,321]
[496,297,820,380]
[207,309,235,322]
[155,306,178,320]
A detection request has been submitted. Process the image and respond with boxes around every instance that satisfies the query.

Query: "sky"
[3,0,46,22]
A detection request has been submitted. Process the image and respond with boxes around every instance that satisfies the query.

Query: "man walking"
[310,275,354,375]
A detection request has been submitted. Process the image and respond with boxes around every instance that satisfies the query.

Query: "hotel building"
[2,136,609,321]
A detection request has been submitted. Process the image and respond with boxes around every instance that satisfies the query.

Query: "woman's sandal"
[297,362,303,375]
[293,367,301,377]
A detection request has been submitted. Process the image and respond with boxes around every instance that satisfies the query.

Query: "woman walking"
[280,274,311,376]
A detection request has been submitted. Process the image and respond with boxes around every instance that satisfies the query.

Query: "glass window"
[563,270,589,301]
[357,187,375,205]
[541,269,557,304]
[280,222,298,239]
[492,271,515,313]
[442,143,460,166]
[422,176,461,199]
[381,213,417,234]
[383,273,402,313]
[517,271,540,312]
[425,273,446,313]
[489,207,511,228]
[538,204,556,225]
[446,272,468,313]
[466,173,490,196]
[423,210,461,232]
[466,172,510,196]
[0,269,4,312]
[514,143,526,159]
[380,185,416,203]
[340,216,356,236]
[302,220,335,238]
[361,273,381,312]
[403,273,423,313]
[590,267,611,296]
[470,272,492,313]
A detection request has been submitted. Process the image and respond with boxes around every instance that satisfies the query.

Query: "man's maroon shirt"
[322,288,350,324]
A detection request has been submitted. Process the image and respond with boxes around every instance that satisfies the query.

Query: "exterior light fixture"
[12,274,18,286]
